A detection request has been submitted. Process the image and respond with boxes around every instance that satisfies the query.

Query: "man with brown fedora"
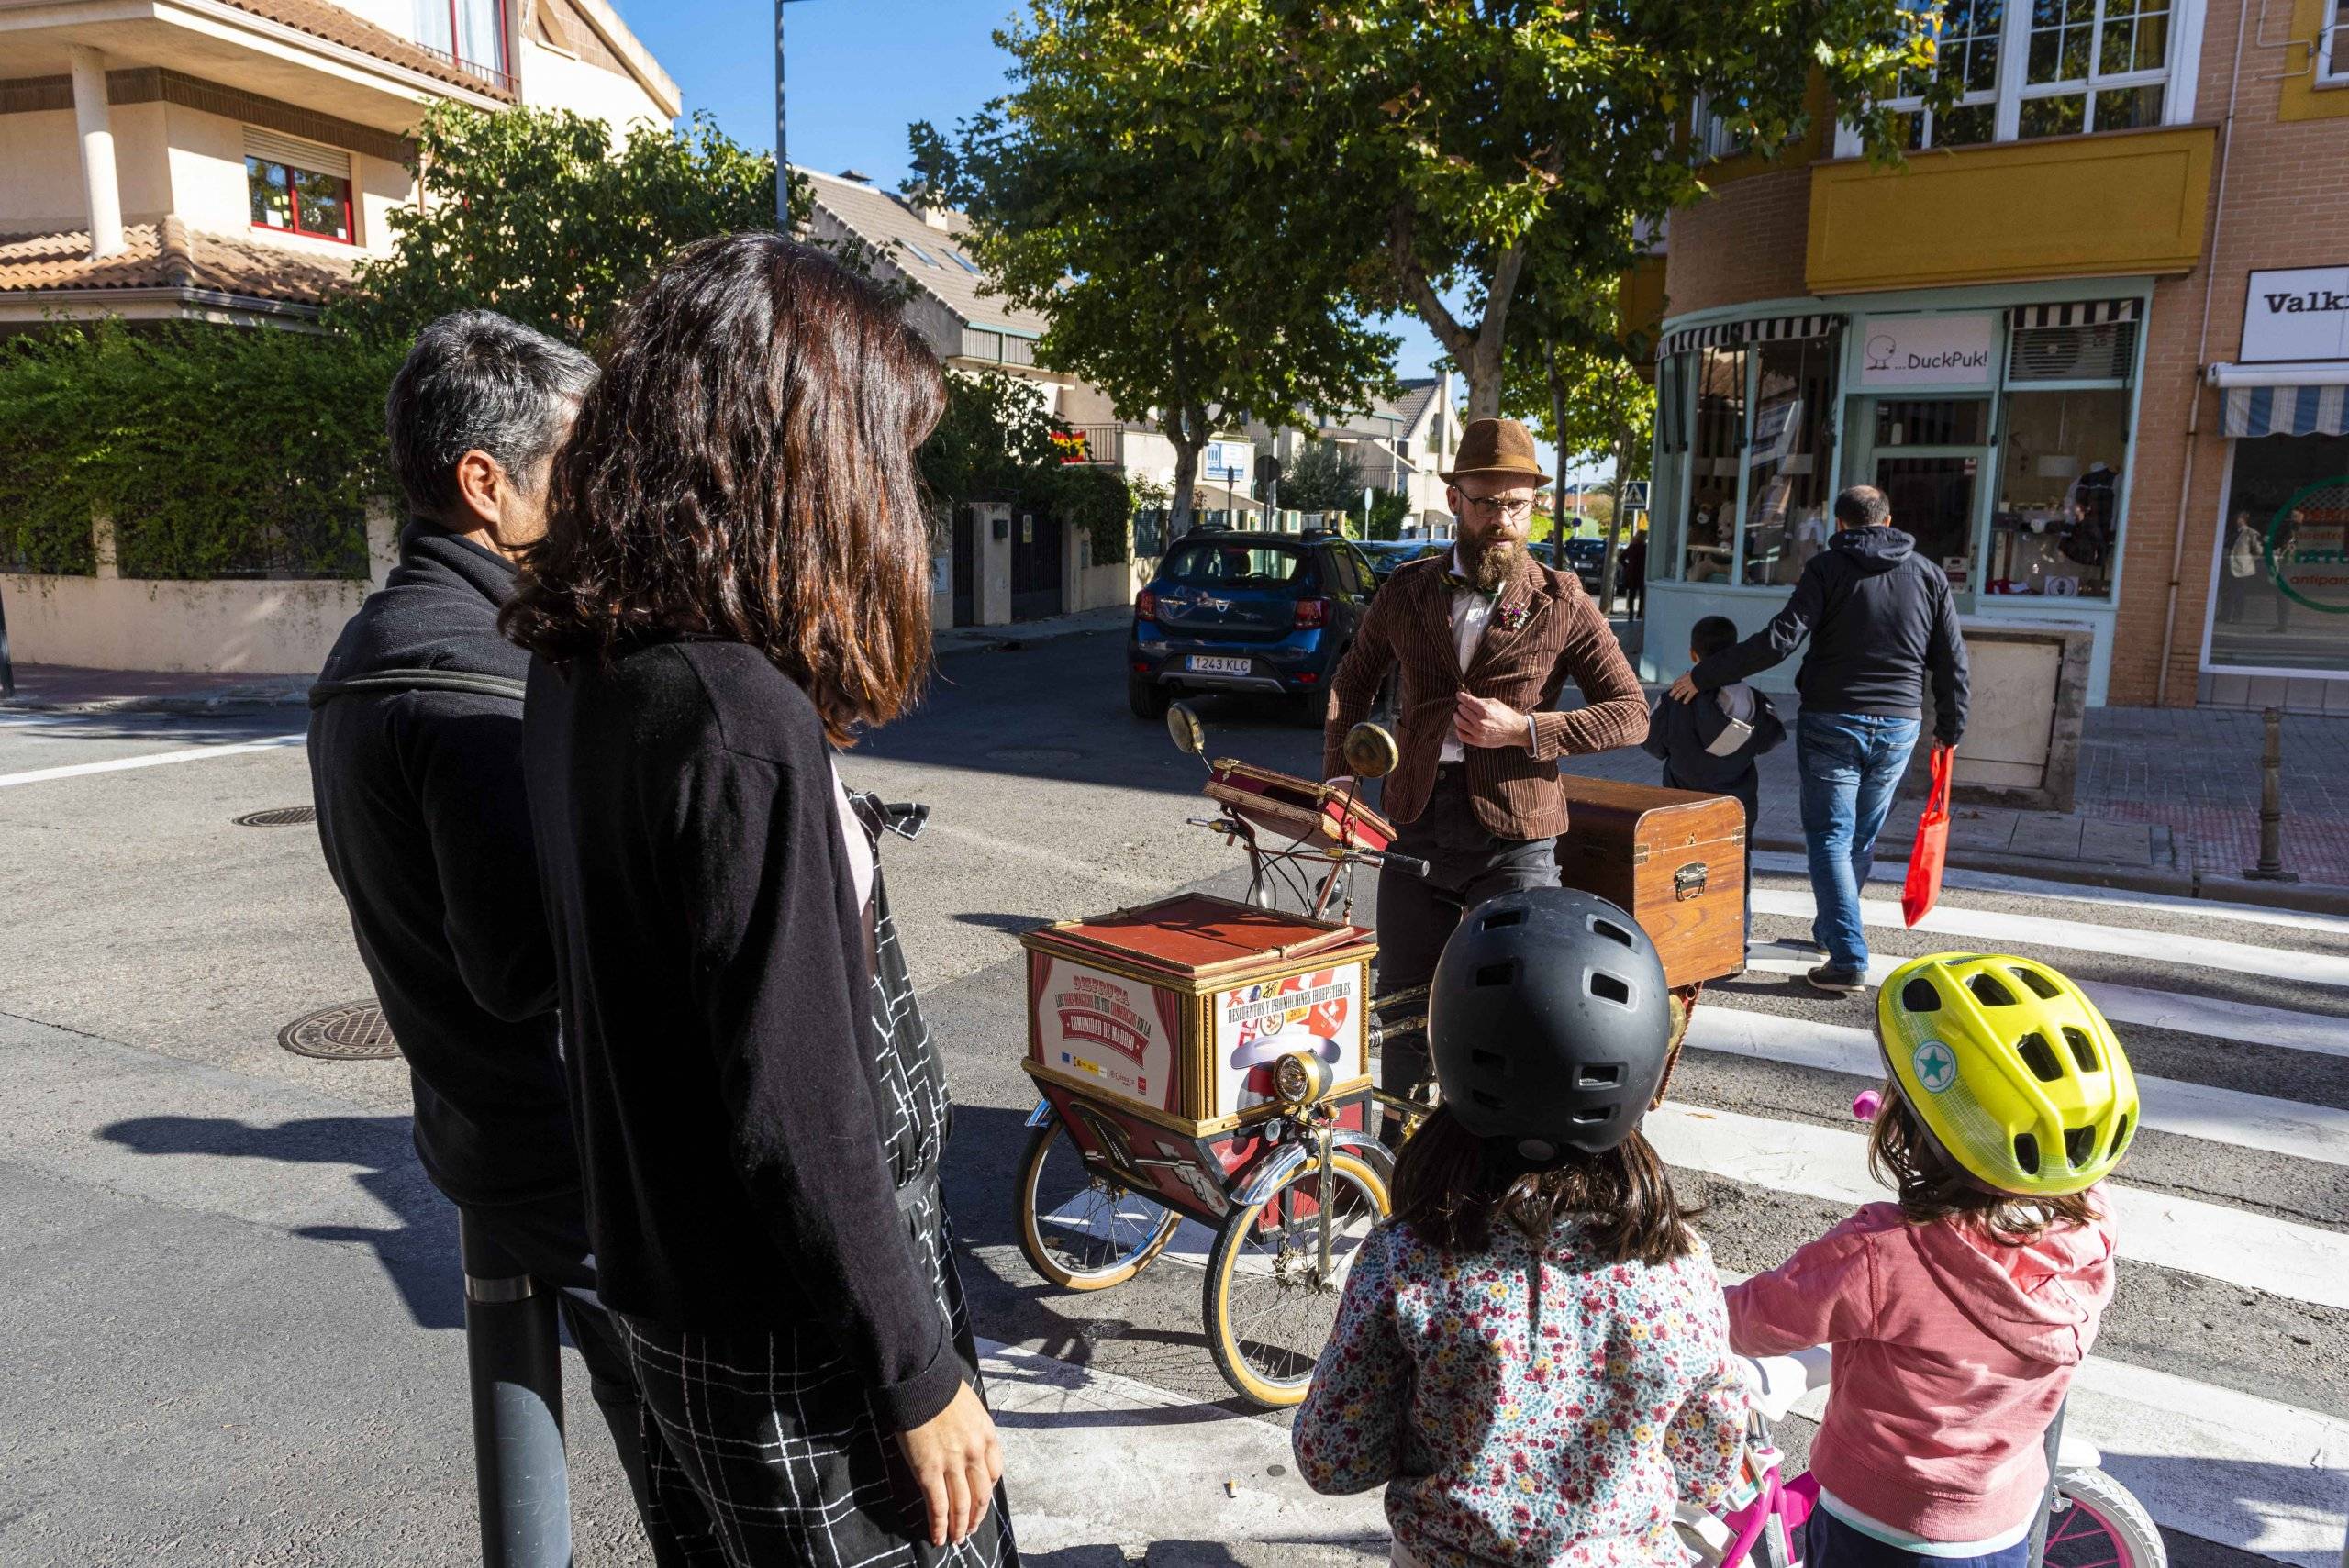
[1322,417,1649,1141]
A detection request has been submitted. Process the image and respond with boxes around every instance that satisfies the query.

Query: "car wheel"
[1128,673,1170,720]
[1290,684,1331,728]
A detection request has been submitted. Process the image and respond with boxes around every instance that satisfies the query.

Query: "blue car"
[1128,528,1379,724]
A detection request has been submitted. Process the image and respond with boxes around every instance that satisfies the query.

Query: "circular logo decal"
[2266,477,2349,616]
[1910,1040,1959,1095]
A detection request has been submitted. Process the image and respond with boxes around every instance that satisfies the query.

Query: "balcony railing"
[1056,425,1125,465]
[408,39,518,95]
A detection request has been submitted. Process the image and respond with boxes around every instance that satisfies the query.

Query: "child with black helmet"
[1294,887,1746,1568]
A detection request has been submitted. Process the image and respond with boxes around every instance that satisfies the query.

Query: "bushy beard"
[1472,539,1523,595]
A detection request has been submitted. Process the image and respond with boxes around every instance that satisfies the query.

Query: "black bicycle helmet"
[1427,887,1673,1161]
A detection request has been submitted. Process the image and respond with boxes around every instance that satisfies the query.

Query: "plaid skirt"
[617,1189,1018,1568]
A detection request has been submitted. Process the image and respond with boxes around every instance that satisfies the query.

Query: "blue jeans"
[1796,711,1920,973]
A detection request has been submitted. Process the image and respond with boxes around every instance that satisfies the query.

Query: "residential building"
[0,0,678,328]
[1268,374,1464,538]
[1637,0,2349,717]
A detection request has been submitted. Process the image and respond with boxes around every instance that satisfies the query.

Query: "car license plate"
[1187,655,1252,676]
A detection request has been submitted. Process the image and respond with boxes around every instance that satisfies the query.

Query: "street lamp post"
[774,0,812,229]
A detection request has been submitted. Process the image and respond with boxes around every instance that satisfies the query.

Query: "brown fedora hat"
[1441,417,1552,486]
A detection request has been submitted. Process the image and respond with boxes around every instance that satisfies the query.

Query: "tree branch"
[1388,202,1476,364]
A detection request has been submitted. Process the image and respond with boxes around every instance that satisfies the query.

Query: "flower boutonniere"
[1494,602,1533,633]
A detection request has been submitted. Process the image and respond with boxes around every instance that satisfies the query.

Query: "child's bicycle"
[1676,1092,2165,1568]
[1679,1346,2164,1568]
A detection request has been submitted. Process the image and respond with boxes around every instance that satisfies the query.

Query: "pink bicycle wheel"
[2043,1468,2166,1568]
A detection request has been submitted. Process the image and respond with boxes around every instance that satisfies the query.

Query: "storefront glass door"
[1850,395,1992,597]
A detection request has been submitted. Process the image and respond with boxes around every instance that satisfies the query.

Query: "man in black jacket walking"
[308,312,670,1550]
[1669,485,1968,994]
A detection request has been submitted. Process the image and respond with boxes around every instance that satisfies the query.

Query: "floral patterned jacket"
[1294,1217,1747,1568]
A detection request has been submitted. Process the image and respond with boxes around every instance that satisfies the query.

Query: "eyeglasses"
[1459,495,1536,523]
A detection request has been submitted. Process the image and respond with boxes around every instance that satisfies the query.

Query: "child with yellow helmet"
[1723,953,2141,1568]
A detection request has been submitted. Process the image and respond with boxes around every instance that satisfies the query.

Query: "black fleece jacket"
[1691,525,1970,746]
[307,523,573,1207]
[521,639,962,1432]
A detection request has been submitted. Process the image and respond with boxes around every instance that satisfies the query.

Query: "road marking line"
[1645,1100,2349,1310]
[1752,849,2349,937]
[0,733,303,789]
[1743,949,2349,1059]
[1749,886,2349,989]
[1686,1006,2349,1169]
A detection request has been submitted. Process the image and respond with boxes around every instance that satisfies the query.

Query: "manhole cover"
[280,1001,400,1061]
[236,806,317,828]
[986,747,1083,766]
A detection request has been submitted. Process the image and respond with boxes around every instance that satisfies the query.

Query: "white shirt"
[1439,549,1540,763]
[829,762,876,920]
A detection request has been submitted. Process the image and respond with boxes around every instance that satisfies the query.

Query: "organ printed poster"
[1213,966,1364,1116]
[1031,955,1180,1114]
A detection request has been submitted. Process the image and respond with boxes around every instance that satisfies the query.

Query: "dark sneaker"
[1805,963,1865,995]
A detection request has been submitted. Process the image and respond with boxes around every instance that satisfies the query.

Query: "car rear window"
[1160,541,1312,587]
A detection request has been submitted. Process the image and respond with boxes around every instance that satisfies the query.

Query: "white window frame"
[1691,95,1753,162]
[1835,0,2205,155]
[2322,0,2347,82]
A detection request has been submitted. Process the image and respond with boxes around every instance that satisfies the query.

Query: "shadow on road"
[95,1112,462,1330]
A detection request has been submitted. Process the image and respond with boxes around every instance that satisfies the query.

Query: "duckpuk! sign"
[1859,314,1998,388]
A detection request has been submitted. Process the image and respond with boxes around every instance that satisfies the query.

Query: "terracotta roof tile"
[798,168,1052,339]
[227,0,518,100]
[0,220,356,307]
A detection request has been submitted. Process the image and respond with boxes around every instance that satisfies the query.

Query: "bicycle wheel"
[1015,1121,1181,1291]
[2046,1467,2166,1568]
[1202,1148,1388,1407]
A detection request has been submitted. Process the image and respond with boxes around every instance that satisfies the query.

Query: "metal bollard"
[459,1213,572,1568]
[2243,706,2299,884]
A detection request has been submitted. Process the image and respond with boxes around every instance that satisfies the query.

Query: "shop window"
[245,130,354,245]
[1738,337,1839,586]
[1682,346,1746,584]
[2210,433,2349,674]
[1988,388,2129,599]
[1870,399,1991,589]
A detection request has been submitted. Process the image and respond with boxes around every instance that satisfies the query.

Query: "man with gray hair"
[309,311,671,1551]
[1670,484,1967,995]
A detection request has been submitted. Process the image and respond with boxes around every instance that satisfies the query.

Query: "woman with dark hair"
[507,232,1015,1566]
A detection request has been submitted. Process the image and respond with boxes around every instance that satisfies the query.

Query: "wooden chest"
[1019,893,1377,1136]
[1554,778,1747,988]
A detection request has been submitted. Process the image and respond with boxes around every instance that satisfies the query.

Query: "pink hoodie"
[1724,1200,2117,1543]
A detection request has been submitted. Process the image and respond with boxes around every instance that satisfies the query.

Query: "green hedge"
[0,321,397,579]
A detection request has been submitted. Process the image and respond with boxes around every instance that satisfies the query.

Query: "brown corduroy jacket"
[1320,554,1648,838]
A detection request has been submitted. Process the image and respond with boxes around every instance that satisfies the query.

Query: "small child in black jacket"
[1645,616,1786,947]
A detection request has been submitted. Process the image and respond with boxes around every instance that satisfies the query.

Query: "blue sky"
[610,2,1598,477]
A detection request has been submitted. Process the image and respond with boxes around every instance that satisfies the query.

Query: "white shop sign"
[2240,266,2349,364]
[1859,314,1998,387]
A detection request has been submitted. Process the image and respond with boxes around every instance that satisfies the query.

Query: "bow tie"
[1443,572,1497,598]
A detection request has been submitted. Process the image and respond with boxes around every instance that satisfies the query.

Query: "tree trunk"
[1598,428,1631,619]
[1547,335,1569,556]
[1168,424,1204,539]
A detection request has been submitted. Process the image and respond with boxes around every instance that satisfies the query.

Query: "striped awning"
[2221,383,2349,439]
[1659,313,1842,357]
[2009,299,2142,329]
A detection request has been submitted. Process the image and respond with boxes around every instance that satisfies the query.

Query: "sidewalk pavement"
[0,607,1137,717]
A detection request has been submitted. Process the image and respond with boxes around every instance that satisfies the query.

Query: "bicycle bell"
[1341,722,1400,781]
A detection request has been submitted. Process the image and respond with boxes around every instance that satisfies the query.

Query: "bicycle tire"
[2048,1466,2165,1568]
[1202,1149,1388,1407]
[1014,1122,1180,1291]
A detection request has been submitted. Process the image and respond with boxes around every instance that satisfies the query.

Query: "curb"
[1753,833,2349,917]
[1,689,311,717]
[933,609,1130,658]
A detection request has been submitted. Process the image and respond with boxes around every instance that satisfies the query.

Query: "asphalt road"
[1,634,2343,1567]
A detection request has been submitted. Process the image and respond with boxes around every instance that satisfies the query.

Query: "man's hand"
[1669,673,1700,704]
[897,1381,1004,1547]
[1453,692,1530,751]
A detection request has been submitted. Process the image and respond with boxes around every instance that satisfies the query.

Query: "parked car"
[1128,528,1378,724]
[1529,536,1608,595]
[1353,539,1446,584]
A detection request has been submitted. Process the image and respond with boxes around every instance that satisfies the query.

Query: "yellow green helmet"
[1876,952,2139,1197]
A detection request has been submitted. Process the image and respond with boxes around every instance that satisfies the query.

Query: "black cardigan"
[522,639,962,1431]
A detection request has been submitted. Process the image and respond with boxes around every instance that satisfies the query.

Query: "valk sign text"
[1858,314,1998,388]
[2241,266,2349,363]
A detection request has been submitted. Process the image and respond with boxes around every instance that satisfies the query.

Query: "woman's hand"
[896,1381,1005,1547]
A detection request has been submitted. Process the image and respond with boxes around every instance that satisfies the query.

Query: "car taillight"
[1135,589,1158,620]
[1294,597,1330,628]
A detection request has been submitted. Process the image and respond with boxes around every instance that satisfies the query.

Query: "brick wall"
[2113,0,2349,705]
[1663,168,1813,318]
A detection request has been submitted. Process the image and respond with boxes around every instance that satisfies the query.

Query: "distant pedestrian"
[307,312,674,1550]
[1670,484,1966,995]
[1294,888,1745,1568]
[1644,613,1785,948]
[1621,528,1647,618]
[507,234,1014,1567]
[2221,510,2259,624]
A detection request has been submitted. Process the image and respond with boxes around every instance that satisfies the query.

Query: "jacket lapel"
[1464,556,1552,677]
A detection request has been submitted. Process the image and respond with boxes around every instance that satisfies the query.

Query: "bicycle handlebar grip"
[1384,853,1430,878]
